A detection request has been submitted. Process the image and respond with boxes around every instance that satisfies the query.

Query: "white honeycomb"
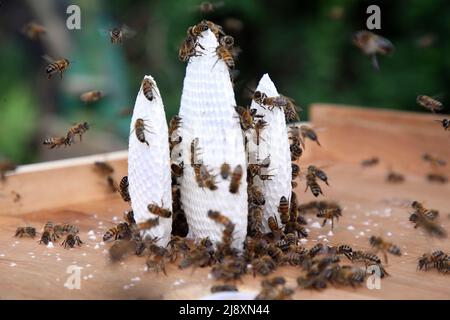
[128,75,172,246]
[249,74,292,231]
[178,30,248,249]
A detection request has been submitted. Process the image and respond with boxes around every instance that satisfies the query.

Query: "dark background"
[0,0,449,164]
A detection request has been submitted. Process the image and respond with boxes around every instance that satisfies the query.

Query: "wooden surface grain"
[0,105,449,300]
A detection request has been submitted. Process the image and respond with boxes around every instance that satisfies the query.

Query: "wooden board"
[0,105,449,300]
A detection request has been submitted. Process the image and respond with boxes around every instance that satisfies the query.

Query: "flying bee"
[0,160,17,181]
[197,1,224,14]
[229,165,243,194]
[148,203,172,218]
[308,165,329,185]
[352,30,394,70]
[434,118,449,131]
[278,196,290,224]
[422,153,446,167]
[179,35,204,62]
[103,222,132,242]
[305,171,323,197]
[43,55,70,79]
[142,78,158,101]
[361,157,379,167]
[317,207,342,229]
[426,173,448,184]
[267,216,283,241]
[39,222,58,245]
[168,115,182,137]
[410,211,447,238]
[133,118,152,146]
[15,227,36,238]
[369,236,401,263]
[171,162,184,178]
[80,90,103,103]
[284,102,299,122]
[102,25,136,44]
[220,162,231,179]
[215,44,235,69]
[118,176,130,202]
[22,22,46,40]
[211,284,238,293]
[417,95,444,113]
[93,161,114,176]
[410,201,439,221]
[300,125,321,147]
[62,233,83,249]
[66,122,89,144]
[219,35,234,49]
[43,136,69,149]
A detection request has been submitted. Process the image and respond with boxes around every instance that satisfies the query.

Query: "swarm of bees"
[15,221,83,249]
[43,122,89,149]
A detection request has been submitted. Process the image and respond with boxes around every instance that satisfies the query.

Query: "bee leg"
[371,54,380,71]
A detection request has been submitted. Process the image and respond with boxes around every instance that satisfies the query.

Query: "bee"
[248,206,264,238]
[80,90,103,103]
[54,224,79,236]
[93,161,114,176]
[352,30,394,70]
[234,106,256,131]
[417,95,444,113]
[229,165,243,194]
[308,165,329,185]
[171,162,185,178]
[351,250,382,265]
[197,1,224,14]
[62,233,83,249]
[284,102,299,123]
[43,136,69,149]
[278,196,290,224]
[211,284,238,293]
[123,210,136,225]
[108,239,137,262]
[256,277,293,300]
[136,217,160,231]
[178,35,204,62]
[252,91,296,112]
[196,164,218,191]
[168,236,191,262]
[187,21,209,39]
[106,25,136,44]
[369,236,401,263]
[418,250,449,273]
[300,125,321,147]
[204,20,225,39]
[133,118,152,146]
[386,170,404,183]
[248,185,265,206]
[118,176,130,202]
[215,44,235,69]
[292,163,300,181]
[422,153,446,167]
[252,255,276,276]
[434,118,449,131]
[168,115,182,137]
[219,162,231,180]
[361,157,379,167]
[15,227,36,238]
[142,78,158,101]
[190,138,202,166]
[22,22,46,40]
[103,222,132,242]
[290,142,303,162]
[39,222,58,245]
[410,201,439,221]
[328,244,353,261]
[211,256,247,281]
[410,211,447,238]
[267,216,283,241]
[146,244,170,275]
[12,191,21,203]
[66,122,90,144]
[148,203,172,218]
[284,221,308,238]
[305,171,323,197]
[317,208,342,229]
[179,237,215,269]
[0,160,17,181]
[426,173,448,184]
[335,266,366,287]
[43,56,70,79]
[253,119,268,146]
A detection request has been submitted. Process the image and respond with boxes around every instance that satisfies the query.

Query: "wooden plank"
[0,106,449,299]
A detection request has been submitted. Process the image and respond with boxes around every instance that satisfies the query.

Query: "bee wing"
[42,54,55,63]
[374,36,394,55]
[121,24,136,39]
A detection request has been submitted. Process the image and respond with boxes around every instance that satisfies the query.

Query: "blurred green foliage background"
[0,0,449,165]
